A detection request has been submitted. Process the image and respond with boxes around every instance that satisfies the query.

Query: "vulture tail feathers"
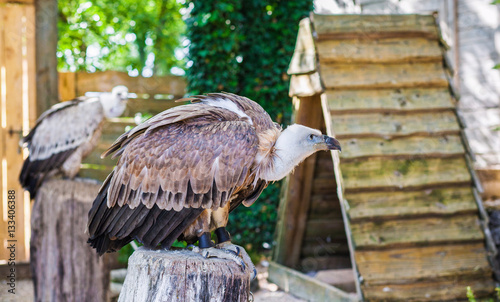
[88,171,204,254]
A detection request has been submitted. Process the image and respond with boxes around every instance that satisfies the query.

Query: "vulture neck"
[256,127,314,182]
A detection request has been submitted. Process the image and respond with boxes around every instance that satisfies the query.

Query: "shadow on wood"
[30,178,109,302]
[119,248,251,302]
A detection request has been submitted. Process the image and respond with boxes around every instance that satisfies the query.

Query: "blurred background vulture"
[19,85,129,198]
[87,92,341,276]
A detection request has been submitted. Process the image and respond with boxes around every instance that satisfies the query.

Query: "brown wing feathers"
[88,93,276,254]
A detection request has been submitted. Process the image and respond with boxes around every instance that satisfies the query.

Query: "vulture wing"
[87,103,260,254]
[19,97,104,197]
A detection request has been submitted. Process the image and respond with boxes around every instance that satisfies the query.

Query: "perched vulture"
[19,86,129,198]
[87,93,341,274]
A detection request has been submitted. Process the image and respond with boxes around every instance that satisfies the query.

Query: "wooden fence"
[59,71,186,181]
[0,1,37,263]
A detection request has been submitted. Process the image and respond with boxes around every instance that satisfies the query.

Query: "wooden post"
[35,0,59,112]
[273,94,323,268]
[30,178,110,302]
[119,248,251,302]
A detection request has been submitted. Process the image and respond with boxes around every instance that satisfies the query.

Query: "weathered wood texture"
[35,0,58,115]
[0,3,36,262]
[30,179,109,302]
[346,187,477,220]
[355,243,492,283]
[119,249,250,302]
[58,72,186,182]
[267,261,359,302]
[321,62,448,90]
[332,112,459,138]
[273,95,323,269]
[313,14,439,40]
[317,38,442,63]
[342,157,471,191]
[325,88,455,113]
[284,13,495,301]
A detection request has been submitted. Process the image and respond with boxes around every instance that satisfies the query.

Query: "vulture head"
[258,124,341,182]
[101,85,129,118]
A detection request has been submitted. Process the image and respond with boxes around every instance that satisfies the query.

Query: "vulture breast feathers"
[87,93,281,254]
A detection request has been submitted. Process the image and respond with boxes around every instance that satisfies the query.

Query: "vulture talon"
[194,247,246,271]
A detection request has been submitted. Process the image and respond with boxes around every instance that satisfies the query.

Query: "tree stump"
[30,178,110,302]
[119,248,251,302]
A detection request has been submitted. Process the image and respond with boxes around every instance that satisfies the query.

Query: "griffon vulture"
[87,93,341,276]
[19,86,129,198]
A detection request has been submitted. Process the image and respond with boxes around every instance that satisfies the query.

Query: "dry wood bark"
[30,178,109,302]
[119,248,251,302]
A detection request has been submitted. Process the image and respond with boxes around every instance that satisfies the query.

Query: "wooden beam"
[355,243,491,283]
[313,14,439,40]
[272,95,322,268]
[324,88,455,113]
[268,261,359,302]
[346,187,477,221]
[317,38,442,64]
[75,71,186,97]
[351,214,484,249]
[321,62,448,90]
[341,156,471,191]
[338,135,464,159]
[35,0,58,114]
[362,277,495,301]
[331,111,459,138]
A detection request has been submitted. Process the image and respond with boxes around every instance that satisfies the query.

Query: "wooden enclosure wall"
[58,71,186,182]
[0,1,37,263]
[315,14,495,300]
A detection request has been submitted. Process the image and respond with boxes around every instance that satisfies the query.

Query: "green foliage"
[491,0,500,5]
[185,0,313,256]
[494,63,500,69]
[58,0,185,75]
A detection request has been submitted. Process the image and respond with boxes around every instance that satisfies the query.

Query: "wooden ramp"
[275,14,498,301]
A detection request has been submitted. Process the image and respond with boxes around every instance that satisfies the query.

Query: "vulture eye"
[308,134,315,140]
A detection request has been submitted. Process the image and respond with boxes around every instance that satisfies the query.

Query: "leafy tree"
[185,0,313,257]
[58,0,185,75]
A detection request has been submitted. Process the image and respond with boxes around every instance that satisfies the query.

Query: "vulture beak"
[323,135,342,151]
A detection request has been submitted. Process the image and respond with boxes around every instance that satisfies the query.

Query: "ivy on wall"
[185,0,313,257]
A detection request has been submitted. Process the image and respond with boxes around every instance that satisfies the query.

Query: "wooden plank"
[314,269,356,293]
[301,241,351,258]
[313,14,439,40]
[304,219,347,239]
[351,215,483,249]
[341,157,471,190]
[362,277,495,301]
[288,72,324,97]
[4,4,26,261]
[300,256,353,272]
[0,0,34,4]
[317,38,442,64]
[26,3,36,125]
[331,111,460,138]
[308,194,342,220]
[268,261,359,302]
[463,127,500,155]
[321,62,448,90]
[75,71,186,97]
[35,0,59,115]
[339,135,464,159]
[355,243,491,283]
[311,177,337,195]
[273,95,322,269]
[458,108,500,129]
[0,4,6,262]
[325,88,455,113]
[346,187,477,221]
[58,72,76,101]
